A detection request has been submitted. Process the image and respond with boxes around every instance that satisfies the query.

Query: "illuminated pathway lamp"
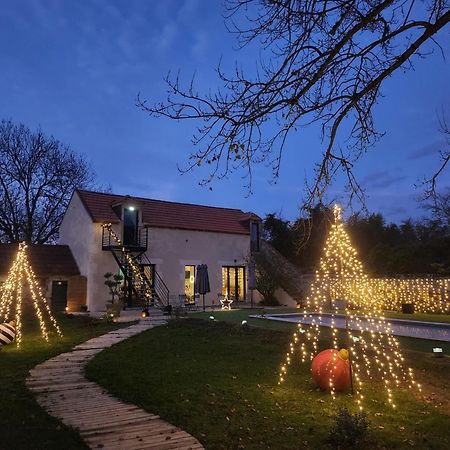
[278,205,420,410]
[0,242,63,348]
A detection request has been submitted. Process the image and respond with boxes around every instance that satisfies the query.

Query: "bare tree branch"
[0,120,95,244]
[138,0,450,208]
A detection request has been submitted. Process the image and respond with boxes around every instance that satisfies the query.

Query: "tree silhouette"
[0,120,94,243]
[139,0,450,207]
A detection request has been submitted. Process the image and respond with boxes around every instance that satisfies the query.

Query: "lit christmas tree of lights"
[0,242,63,347]
[278,205,420,409]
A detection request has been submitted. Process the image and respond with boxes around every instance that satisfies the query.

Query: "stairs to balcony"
[101,224,170,311]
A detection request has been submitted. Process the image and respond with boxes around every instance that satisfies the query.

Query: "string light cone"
[0,242,63,347]
[278,205,421,410]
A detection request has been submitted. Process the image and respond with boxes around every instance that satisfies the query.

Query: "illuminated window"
[222,266,246,301]
[184,265,196,304]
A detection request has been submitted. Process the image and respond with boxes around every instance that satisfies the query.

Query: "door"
[123,207,139,246]
[222,266,246,301]
[184,265,196,304]
[51,281,68,312]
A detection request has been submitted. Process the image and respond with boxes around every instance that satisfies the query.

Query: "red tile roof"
[76,190,259,235]
[0,244,80,277]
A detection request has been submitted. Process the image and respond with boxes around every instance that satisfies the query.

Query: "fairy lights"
[220,296,233,310]
[367,278,449,313]
[0,242,63,348]
[278,205,421,409]
[102,223,153,307]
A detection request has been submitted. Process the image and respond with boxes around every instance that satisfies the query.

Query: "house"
[59,190,261,312]
[0,243,86,312]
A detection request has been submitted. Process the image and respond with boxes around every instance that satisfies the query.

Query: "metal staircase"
[101,224,170,311]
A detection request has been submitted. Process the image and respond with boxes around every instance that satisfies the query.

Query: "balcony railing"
[102,225,148,251]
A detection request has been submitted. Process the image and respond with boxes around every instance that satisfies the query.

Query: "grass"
[0,312,131,450]
[192,309,450,353]
[87,318,450,450]
[383,312,450,324]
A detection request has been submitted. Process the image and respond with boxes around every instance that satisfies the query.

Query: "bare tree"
[423,188,450,225]
[138,0,450,207]
[0,119,94,243]
[423,111,450,197]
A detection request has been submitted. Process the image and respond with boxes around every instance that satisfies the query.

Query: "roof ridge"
[77,189,248,213]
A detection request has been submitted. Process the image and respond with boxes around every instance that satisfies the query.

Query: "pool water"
[254,313,450,342]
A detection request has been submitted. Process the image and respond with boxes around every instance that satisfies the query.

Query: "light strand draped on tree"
[278,205,420,409]
[0,242,63,347]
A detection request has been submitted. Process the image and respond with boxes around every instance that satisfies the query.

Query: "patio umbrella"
[248,262,256,309]
[195,264,210,312]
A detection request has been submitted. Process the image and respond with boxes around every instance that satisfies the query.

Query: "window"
[222,266,246,301]
[184,265,196,304]
[250,222,260,252]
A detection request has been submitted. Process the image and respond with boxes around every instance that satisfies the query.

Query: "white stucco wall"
[274,287,297,307]
[59,193,93,275]
[145,227,251,308]
[59,192,117,311]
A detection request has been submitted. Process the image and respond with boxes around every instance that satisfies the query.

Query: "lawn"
[192,309,450,353]
[86,318,450,449]
[0,312,131,450]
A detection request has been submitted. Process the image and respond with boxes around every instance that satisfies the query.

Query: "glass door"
[221,266,246,301]
[184,265,196,304]
[123,207,138,246]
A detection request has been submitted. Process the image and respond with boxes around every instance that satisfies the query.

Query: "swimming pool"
[250,313,450,342]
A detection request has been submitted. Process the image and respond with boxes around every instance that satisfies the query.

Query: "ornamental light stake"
[278,205,421,410]
[0,242,63,348]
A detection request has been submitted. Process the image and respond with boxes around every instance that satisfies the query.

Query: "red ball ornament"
[311,348,351,392]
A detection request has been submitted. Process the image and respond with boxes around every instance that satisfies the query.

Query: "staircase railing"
[102,224,169,310]
[139,254,170,308]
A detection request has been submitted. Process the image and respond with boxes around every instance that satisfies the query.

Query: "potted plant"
[104,272,124,319]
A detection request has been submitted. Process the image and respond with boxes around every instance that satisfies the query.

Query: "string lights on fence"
[278,205,421,410]
[368,278,449,313]
[0,242,63,348]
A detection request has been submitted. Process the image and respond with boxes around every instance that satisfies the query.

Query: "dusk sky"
[1,0,449,224]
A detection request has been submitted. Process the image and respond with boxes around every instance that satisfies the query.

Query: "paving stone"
[26,320,204,450]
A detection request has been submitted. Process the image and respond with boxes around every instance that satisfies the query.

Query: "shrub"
[328,407,369,448]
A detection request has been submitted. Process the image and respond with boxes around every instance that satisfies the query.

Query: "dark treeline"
[263,204,450,276]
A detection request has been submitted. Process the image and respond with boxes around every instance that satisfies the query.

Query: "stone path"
[26,319,204,450]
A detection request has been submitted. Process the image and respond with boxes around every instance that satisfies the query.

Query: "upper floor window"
[250,221,260,252]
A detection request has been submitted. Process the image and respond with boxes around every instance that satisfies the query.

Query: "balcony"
[102,225,148,252]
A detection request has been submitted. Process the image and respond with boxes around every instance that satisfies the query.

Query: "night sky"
[1,0,449,223]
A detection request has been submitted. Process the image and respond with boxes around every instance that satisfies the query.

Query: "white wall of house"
[59,193,93,274]
[273,287,297,307]
[146,227,250,308]
[59,193,117,311]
